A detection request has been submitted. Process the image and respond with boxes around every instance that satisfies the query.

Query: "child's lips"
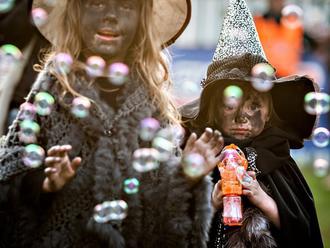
[95,30,120,42]
[231,129,250,135]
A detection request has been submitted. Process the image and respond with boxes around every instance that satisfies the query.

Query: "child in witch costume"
[181,0,323,247]
[0,0,224,247]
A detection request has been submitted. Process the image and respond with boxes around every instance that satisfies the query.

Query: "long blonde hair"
[40,0,181,125]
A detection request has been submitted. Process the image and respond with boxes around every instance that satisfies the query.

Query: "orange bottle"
[218,144,248,226]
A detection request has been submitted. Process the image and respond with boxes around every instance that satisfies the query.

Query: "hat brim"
[32,0,191,48]
[181,75,319,140]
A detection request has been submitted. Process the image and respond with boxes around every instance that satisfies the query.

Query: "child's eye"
[86,0,105,9]
[120,1,134,10]
[250,102,260,111]
[223,104,236,111]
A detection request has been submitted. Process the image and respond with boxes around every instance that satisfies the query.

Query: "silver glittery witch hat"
[181,0,318,143]
[212,0,267,62]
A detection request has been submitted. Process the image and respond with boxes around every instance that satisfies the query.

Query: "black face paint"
[80,0,140,63]
[217,87,270,140]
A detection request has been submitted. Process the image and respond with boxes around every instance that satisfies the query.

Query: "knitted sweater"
[0,69,213,248]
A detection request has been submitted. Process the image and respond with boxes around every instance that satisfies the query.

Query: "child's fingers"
[242,189,253,197]
[212,136,224,155]
[199,127,213,143]
[209,130,223,149]
[247,171,256,180]
[45,156,62,166]
[44,167,58,177]
[70,157,82,172]
[185,132,197,151]
[47,145,72,157]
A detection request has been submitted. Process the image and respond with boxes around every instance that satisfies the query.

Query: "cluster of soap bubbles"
[20,92,55,168]
[93,200,128,223]
[304,91,330,177]
[86,56,129,86]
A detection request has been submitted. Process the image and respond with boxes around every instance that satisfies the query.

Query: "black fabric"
[207,126,324,248]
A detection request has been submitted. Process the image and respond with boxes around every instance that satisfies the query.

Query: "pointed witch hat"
[181,0,318,146]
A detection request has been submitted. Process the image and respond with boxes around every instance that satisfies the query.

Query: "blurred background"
[0,0,329,246]
[170,0,330,246]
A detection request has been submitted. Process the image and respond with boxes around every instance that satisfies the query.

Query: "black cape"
[185,126,324,248]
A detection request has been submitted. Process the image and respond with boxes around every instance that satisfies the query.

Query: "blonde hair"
[40,0,180,125]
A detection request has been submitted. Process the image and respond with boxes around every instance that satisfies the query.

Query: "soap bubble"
[304,92,330,115]
[139,117,160,141]
[132,148,159,172]
[54,53,73,75]
[93,200,128,223]
[251,63,275,92]
[31,7,48,28]
[223,85,243,108]
[22,144,45,168]
[71,97,91,118]
[34,92,55,116]
[312,127,330,148]
[86,56,106,78]
[108,62,129,86]
[19,120,40,144]
[124,178,140,194]
[182,153,205,179]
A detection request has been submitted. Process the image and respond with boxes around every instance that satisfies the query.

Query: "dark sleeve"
[0,70,58,245]
[259,158,324,248]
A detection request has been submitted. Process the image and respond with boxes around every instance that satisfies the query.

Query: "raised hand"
[42,145,82,193]
[183,127,224,181]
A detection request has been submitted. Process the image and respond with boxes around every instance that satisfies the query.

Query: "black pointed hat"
[181,0,318,146]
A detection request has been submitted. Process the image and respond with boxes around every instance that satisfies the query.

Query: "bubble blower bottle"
[218,144,248,226]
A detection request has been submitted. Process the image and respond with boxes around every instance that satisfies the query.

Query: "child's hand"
[182,127,224,181]
[242,171,280,228]
[212,180,223,209]
[42,145,82,193]
[241,171,268,208]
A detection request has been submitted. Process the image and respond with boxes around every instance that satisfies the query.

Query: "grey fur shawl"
[0,69,213,248]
